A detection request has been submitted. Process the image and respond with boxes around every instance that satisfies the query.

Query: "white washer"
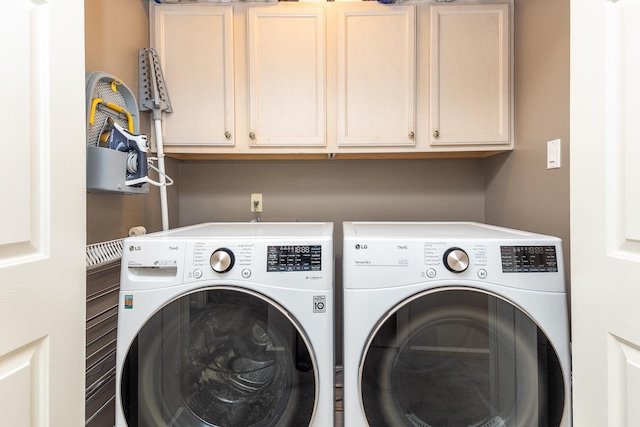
[115,222,334,427]
[342,222,571,427]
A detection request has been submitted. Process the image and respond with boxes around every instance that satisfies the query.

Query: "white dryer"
[115,222,334,427]
[342,222,571,427]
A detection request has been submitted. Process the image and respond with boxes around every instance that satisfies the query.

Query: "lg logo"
[129,245,141,252]
[355,244,368,250]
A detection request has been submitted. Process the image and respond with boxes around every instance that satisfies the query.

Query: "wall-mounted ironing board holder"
[85,71,148,194]
[86,146,149,194]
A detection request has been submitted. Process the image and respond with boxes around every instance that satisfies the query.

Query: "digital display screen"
[501,246,558,273]
[267,245,322,272]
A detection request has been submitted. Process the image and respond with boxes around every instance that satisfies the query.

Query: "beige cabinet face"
[149,2,514,159]
[247,5,326,148]
[152,4,235,148]
[429,4,511,147]
[336,4,416,148]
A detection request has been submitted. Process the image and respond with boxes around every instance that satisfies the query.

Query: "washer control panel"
[182,240,331,290]
[267,245,322,272]
[121,222,333,291]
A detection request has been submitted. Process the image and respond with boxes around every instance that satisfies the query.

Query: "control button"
[193,269,203,279]
[478,269,488,279]
[443,247,469,273]
[210,248,235,273]
[426,268,437,278]
[242,269,252,278]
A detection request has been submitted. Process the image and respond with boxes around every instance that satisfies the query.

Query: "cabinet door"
[430,4,510,146]
[337,4,416,148]
[247,5,326,148]
[152,4,235,148]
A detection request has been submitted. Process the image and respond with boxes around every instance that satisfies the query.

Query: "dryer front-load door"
[360,289,567,427]
[120,288,317,427]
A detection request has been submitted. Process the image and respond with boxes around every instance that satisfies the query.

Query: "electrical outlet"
[251,193,263,213]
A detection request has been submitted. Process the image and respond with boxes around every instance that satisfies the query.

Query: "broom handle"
[154,117,169,231]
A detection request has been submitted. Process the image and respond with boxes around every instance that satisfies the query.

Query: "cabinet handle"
[433,130,439,138]
[409,131,415,139]
[249,132,256,140]
[225,131,232,139]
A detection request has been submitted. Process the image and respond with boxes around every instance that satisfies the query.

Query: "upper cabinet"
[246,5,326,148]
[151,4,235,149]
[150,1,513,159]
[429,4,512,149]
[336,4,416,149]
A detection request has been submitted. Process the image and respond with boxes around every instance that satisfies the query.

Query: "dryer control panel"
[500,246,558,273]
[343,239,564,292]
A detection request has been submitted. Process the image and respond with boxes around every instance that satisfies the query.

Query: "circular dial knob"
[210,248,235,273]
[443,247,469,273]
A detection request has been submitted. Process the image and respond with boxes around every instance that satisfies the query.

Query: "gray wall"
[178,159,484,226]
[85,0,178,243]
[484,0,571,287]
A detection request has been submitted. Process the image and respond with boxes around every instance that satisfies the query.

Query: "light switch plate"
[547,139,561,169]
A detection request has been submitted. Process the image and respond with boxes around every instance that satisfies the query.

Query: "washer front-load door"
[360,289,566,427]
[120,288,317,427]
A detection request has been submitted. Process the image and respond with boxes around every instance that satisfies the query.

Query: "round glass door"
[361,289,566,427]
[121,288,316,427]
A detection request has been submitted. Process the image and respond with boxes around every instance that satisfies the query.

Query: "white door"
[0,1,86,425]
[571,1,640,425]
